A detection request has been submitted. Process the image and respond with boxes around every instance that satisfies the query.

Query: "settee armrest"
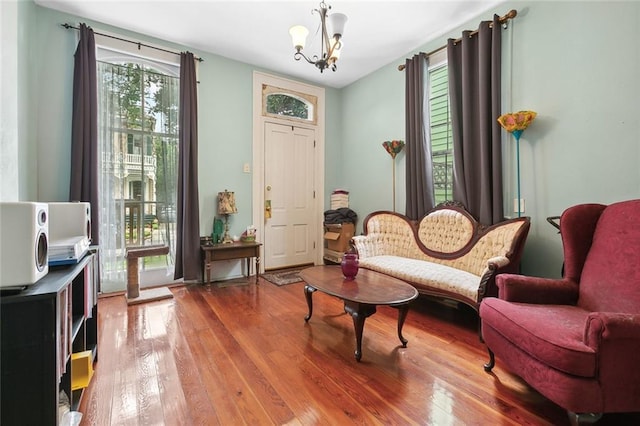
[351,235,382,258]
[477,257,510,299]
[487,256,509,269]
[496,274,579,304]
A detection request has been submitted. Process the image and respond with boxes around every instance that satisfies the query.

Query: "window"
[427,61,453,204]
[96,46,179,293]
[266,93,309,120]
[262,84,317,124]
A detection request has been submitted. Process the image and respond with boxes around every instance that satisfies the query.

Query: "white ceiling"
[35,0,506,88]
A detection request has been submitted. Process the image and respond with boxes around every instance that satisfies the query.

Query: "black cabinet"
[1,252,98,425]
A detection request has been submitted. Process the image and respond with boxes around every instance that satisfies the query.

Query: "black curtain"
[69,23,99,244]
[447,15,503,225]
[174,52,201,281]
[405,53,435,220]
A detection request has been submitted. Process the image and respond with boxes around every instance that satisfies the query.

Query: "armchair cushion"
[480,299,596,377]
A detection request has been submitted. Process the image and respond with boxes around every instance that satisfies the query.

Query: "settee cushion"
[418,209,474,253]
[481,298,596,377]
[358,255,480,302]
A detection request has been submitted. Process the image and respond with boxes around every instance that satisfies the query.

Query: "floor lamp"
[497,111,537,217]
[382,140,405,212]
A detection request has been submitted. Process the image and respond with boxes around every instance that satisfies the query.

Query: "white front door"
[264,122,316,269]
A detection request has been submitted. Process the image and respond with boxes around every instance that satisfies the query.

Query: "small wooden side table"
[125,245,173,305]
[201,241,262,284]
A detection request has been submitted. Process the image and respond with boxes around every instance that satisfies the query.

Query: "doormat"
[262,268,306,286]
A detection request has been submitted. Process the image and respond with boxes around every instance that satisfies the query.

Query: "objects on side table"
[217,190,238,244]
[241,225,257,242]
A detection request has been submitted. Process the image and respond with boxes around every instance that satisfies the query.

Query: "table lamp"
[217,190,237,244]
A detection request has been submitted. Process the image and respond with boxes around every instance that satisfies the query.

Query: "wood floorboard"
[79,279,640,425]
[171,287,222,424]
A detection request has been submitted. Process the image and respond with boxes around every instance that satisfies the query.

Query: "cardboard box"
[324,223,355,253]
[323,248,344,264]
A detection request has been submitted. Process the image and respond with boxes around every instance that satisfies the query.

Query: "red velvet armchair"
[480,200,640,424]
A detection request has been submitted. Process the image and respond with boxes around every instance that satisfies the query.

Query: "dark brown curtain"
[174,52,201,281]
[447,15,503,225]
[405,53,435,220]
[69,23,100,244]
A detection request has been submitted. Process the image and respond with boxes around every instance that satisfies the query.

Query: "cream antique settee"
[351,204,530,310]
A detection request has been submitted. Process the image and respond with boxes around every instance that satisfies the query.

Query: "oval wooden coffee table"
[300,265,418,361]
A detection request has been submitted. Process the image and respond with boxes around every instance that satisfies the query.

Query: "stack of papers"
[330,189,349,209]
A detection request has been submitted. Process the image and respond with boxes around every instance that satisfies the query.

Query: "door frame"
[252,71,325,272]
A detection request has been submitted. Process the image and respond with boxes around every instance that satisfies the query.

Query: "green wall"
[340,1,640,278]
[8,1,640,280]
[14,2,342,240]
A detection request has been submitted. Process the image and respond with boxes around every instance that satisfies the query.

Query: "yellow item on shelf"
[71,350,94,391]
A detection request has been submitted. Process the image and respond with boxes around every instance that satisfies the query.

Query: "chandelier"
[289,1,348,73]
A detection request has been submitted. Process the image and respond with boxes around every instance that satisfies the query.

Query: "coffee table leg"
[352,312,365,362]
[344,302,376,362]
[395,304,410,347]
[304,285,316,321]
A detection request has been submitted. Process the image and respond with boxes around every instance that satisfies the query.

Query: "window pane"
[266,93,309,119]
[262,84,317,124]
[429,63,453,204]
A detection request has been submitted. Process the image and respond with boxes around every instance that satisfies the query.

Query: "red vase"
[341,253,359,280]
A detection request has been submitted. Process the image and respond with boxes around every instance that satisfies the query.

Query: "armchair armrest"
[496,274,579,304]
[583,312,640,395]
[584,312,640,348]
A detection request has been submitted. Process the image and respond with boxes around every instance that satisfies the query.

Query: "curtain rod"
[397,9,516,71]
[61,23,204,62]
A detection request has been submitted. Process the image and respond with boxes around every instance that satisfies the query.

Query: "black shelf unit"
[1,251,98,425]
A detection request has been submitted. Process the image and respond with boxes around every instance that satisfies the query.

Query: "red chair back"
[573,200,640,313]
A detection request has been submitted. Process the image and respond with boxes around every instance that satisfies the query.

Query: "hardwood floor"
[79,278,639,425]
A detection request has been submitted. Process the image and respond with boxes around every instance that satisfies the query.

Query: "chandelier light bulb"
[289,25,309,50]
[328,12,347,38]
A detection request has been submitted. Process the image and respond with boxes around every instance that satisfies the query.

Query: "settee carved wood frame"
[355,204,531,311]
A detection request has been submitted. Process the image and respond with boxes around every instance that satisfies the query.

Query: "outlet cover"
[243,163,251,173]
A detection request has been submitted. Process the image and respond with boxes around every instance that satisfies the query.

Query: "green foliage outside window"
[266,93,309,120]
[428,64,453,204]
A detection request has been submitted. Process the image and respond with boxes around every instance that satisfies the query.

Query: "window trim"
[93,29,181,76]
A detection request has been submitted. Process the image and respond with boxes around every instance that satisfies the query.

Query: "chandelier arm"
[326,36,341,63]
[294,50,317,65]
[311,1,331,61]
[319,5,332,60]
